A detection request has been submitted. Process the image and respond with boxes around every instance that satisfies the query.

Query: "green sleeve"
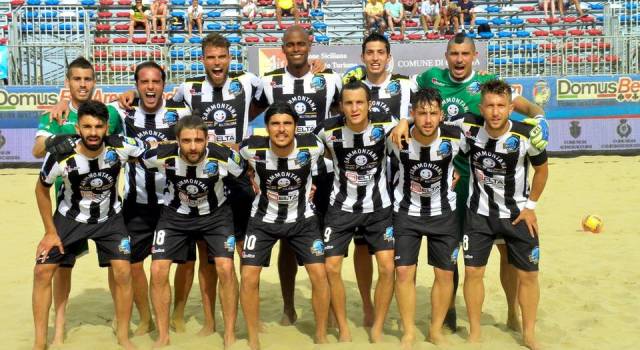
[477,73,499,83]
[107,105,123,135]
[414,68,435,90]
[36,112,61,135]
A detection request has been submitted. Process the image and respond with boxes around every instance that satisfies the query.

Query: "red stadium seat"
[299,11,309,17]
[545,17,560,24]
[113,50,128,58]
[116,12,130,18]
[585,55,600,63]
[95,64,107,72]
[578,42,593,49]
[243,23,258,30]
[443,34,454,40]
[569,29,584,36]
[132,50,148,58]
[263,36,278,42]
[94,37,110,44]
[151,37,166,44]
[390,34,404,41]
[299,23,311,29]
[527,18,542,24]
[539,43,556,50]
[520,5,535,11]
[262,23,275,29]
[426,32,440,40]
[100,0,114,5]
[279,23,292,29]
[533,30,549,36]
[567,55,582,63]
[10,0,24,6]
[551,29,566,36]
[604,55,619,62]
[406,20,418,27]
[98,11,113,18]
[118,0,132,4]
[580,16,595,23]
[549,55,562,64]
[113,37,129,43]
[93,50,108,58]
[96,24,111,31]
[258,0,272,4]
[597,42,611,49]
[563,16,577,23]
[407,33,422,40]
[111,64,128,72]
[261,12,275,17]
[244,36,259,43]
[0,38,8,45]
[132,37,147,44]
[587,29,603,36]
[564,42,574,50]
[115,24,129,30]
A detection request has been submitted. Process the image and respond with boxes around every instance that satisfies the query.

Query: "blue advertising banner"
[0,46,7,81]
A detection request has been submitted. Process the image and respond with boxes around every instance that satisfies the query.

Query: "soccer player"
[392,33,549,331]
[341,32,413,327]
[258,25,342,325]
[315,80,395,343]
[142,115,245,348]
[459,80,548,349]
[33,100,148,350]
[31,57,122,346]
[110,61,191,336]
[389,88,462,348]
[238,102,330,350]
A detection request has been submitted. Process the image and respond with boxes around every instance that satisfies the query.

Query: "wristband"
[534,114,545,120]
[525,199,537,210]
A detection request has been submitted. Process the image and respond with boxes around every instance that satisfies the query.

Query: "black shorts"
[393,211,459,270]
[123,202,161,263]
[224,174,255,241]
[38,212,131,268]
[58,239,89,268]
[462,211,540,272]
[242,216,324,267]
[323,205,394,257]
[312,172,334,225]
[152,205,235,262]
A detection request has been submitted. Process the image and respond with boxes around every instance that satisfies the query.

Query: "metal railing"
[607,0,640,35]
[91,44,167,85]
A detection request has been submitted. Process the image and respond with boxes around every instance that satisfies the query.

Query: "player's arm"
[392,74,422,147]
[512,92,549,151]
[117,89,139,109]
[32,112,56,158]
[34,155,65,261]
[43,99,71,124]
[329,73,342,116]
[512,148,548,237]
[249,74,269,120]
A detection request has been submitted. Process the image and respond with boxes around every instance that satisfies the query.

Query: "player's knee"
[324,261,342,277]
[516,269,538,284]
[464,266,485,280]
[33,265,56,285]
[150,261,171,282]
[214,259,235,281]
[377,260,395,280]
[110,262,132,285]
[433,268,454,283]
[240,269,260,289]
[395,266,414,284]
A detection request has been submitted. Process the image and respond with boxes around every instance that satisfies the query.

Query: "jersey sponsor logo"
[287,95,317,118]
[137,129,169,142]
[104,149,118,166]
[355,155,368,166]
[228,79,242,96]
[385,80,401,96]
[177,178,209,206]
[80,171,116,202]
[189,88,203,96]
[164,111,178,125]
[472,151,507,175]
[265,171,302,203]
[467,81,481,94]
[474,169,506,188]
[504,135,520,153]
[270,80,284,89]
[442,97,469,120]
[310,239,325,256]
[328,135,344,143]
[431,77,445,87]
[345,170,374,186]
[294,102,307,114]
[119,237,131,255]
[311,75,326,91]
[370,125,385,142]
[344,148,379,171]
[383,226,394,242]
[369,100,391,115]
[437,140,452,157]
[204,161,219,176]
[203,103,238,128]
[295,149,311,166]
[296,125,316,133]
[529,246,540,264]
[224,235,236,252]
[409,162,443,196]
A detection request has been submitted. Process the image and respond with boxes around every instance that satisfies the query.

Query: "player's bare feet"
[51,331,64,346]
[133,320,155,336]
[279,308,298,326]
[223,333,236,350]
[118,339,138,350]
[363,307,374,328]
[444,308,457,332]
[370,325,384,343]
[248,339,260,350]
[338,328,352,342]
[468,329,482,343]
[429,328,449,346]
[32,343,46,350]
[507,313,522,333]
[524,336,541,350]
[171,317,186,333]
[196,324,215,337]
[152,336,170,349]
[400,332,416,350]
[314,334,329,344]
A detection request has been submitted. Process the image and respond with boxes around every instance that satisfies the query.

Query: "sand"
[1,155,639,350]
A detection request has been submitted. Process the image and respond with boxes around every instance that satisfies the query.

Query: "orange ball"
[582,215,603,233]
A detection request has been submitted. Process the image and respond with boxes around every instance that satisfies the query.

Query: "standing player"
[238,102,331,350]
[110,61,191,335]
[258,25,342,325]
[459,80,548,349]
[31,57,122,346]
[392,33,549,331]
[390,88,462,348]
[33,101,148,350]
[315,81,395,343]
[143,115,245,348]
[341,32,413,327]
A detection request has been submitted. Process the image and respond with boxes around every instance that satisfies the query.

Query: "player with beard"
[257,25,342,325]
[315,81,395,343]
[142,115,245,348]
[34,100,151,350]
[238,102,330,350]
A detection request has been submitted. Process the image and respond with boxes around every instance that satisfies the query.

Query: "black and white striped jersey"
[315,117,393,213]
[239,133,324,223]
[459,115,548,218]
[364,74,413,126]
[112,100,190,206]
[142,143,246,216]
[172,72,263,143]
[39,136,146,224]
[388,125,463,217]
[259,68,342,134]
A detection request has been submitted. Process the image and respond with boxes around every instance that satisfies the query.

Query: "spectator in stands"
[150,0,168,38]
[541,0,556,18]
[458,0,475,33]
[365,0,387,34]
[441,0,460,34]
[558,0,584,17]
[311,0,326,10]
[129,0,151,42]
[402,0,419,20]
[276,0,300,28]
[241,0,258,24]
[420,0,441,34]
[187,0,204,38]
[385,0,405,37]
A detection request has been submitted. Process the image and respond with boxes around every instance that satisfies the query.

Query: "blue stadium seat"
[625,2,638,10]
[589,3,604,10]
[170,36,185,43]
[488,44,501,52]
[206,0,221,4]
[27,0,41,5]
[528,57,545,64]
[171,63,186,71]
[58,23,72,31]
[620,15,630,23]
[207,23,222,30]
[227,36,241,43]
[312,22,327,30]
[498,31,512,38]
[171,0,185,5]
[516,30,531,37]
[486,6,500,12]
[493,58,507,65]
[475,18,489,25]
[503,44,520,51]
[189,36,202,43]
[226,23,240,31]
[596,15,604,22]
[45,0,60,5]
[522,43,538,51]
[170,49,185,58]
[171,11,186,18]
[511,58,526,64]
[509,18,524,25]
[230,63,244,71]
[26,11,38,19]
[230,49,241,58]
[208,11,221,18]
[465,32,477,38]
[310,9,324,17]
[41,11,58,19]
[21,23,34,31]
[315,34,329,43]
[191,63,204,71]
[492,18,506,25]
[479,32,494,39]
[190,49,203,58]
[78,10,96,19]
[39,23,53,32]
[81,0,96,5]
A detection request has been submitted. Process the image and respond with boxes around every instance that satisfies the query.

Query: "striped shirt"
[364,74,413,126]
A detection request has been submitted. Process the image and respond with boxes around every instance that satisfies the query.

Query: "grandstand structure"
[1,0,640,85]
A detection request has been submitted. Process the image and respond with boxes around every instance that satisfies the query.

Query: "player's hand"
[118,90,137,109]
[36,232,64,263]
[391,119,410,148]
[308,184,317,201]
[478,70,490,75]
[309,59,326,74]
[523,116,549,151]
[45,99,71,124]
[341,65,366,85]
[451,169,460,190]
[45,134,79,155]
[247,167,260,194]
[512,208,538,238]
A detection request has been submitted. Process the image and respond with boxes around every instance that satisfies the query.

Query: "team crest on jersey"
[528,246,540,264]
[467,81,482,94]
[231,151,243,165]
[164,111,178,125]
[204,161,219,176]
[504,135,520,153]
[310,239,325,256]
[437,140,452,157]
[124,137,138,146]
[383,227,394,242]
[370,125,385,142]
[224,235,236,252]
[228,79,242,96]
[311,75,326,91]
[104,149,118,166]
[119,237,131,255]
[450,247,459,263]
[385,80,401,96]
[295,149,311,166]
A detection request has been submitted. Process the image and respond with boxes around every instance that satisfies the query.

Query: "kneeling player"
[390,88,462,348]
[142,115,245,348]
[238,103,330,350]
[460,80,548,349]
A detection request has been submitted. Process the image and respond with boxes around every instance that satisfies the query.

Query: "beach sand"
[1,155,639,350]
